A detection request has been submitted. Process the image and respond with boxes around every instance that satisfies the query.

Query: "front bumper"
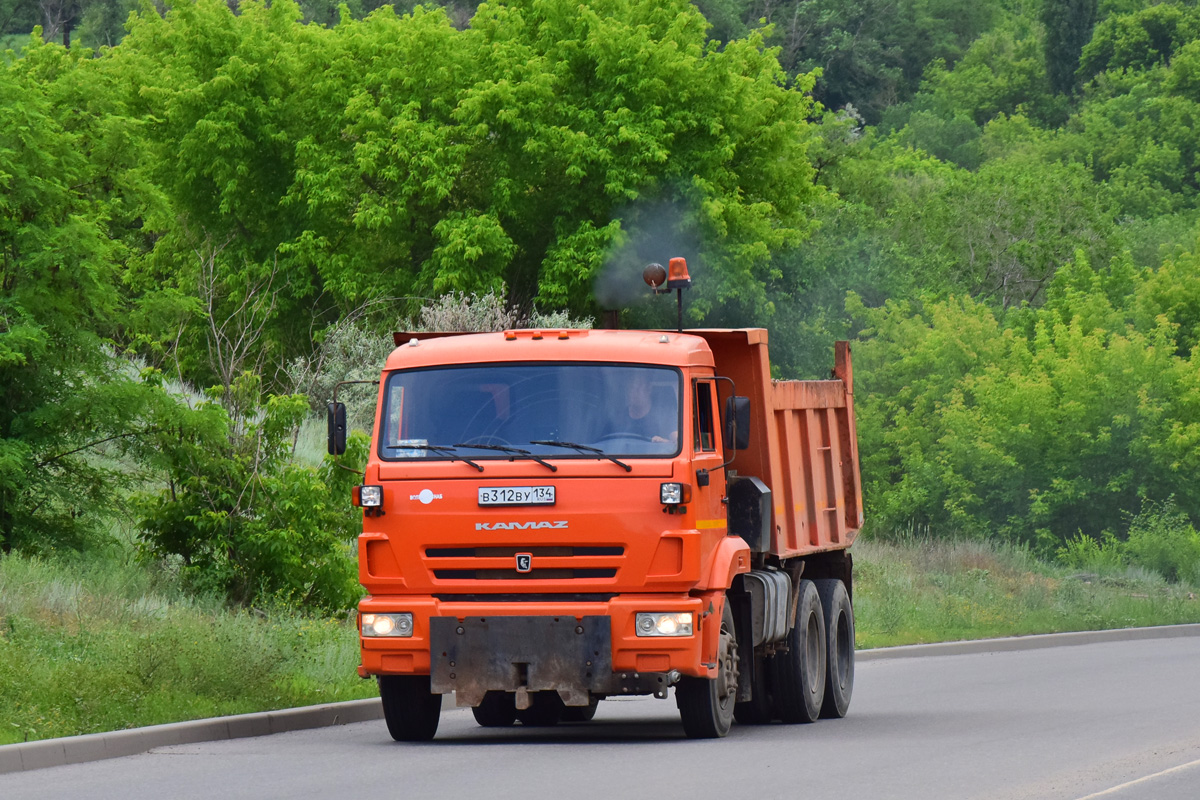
[358,595,710,696]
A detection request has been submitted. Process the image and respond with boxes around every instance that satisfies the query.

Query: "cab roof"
[383,328,726,371]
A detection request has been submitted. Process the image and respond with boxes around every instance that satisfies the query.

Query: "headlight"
[635,612,693,637]
[660,483,692,505]
[361,613,413,637]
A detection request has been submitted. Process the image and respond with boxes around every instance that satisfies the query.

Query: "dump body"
[695,330,863,558]
[352,327,862,735]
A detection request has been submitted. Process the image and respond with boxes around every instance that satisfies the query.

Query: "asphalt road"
[4,636,1199,800]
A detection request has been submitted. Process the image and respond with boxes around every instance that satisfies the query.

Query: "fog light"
[362,612,413,637]
[635,612,693,637]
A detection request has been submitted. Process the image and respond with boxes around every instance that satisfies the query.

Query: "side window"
[693,380,716,452]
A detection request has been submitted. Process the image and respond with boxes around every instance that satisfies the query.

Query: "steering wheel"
[458,435,515,447]
[595,432,654,443]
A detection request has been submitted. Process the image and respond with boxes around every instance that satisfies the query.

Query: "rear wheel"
[815,578,855,719]
[733,653,774,724]
[378,675,442,741]
[677,599,739,738]
[472,691,518,727]
[561,697,600,722]
[516,692,564,727]
[773,579,826,723]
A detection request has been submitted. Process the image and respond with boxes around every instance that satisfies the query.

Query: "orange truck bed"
[696,330,863,558]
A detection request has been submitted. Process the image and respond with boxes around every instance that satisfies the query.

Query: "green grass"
[2,535,1198,744]
[0,550,374,745]
[853,537,1200,649]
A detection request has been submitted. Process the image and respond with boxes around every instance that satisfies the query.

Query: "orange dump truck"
[328,321,862,740]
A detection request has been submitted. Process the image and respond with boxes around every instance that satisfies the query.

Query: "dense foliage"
[852,253,1200,547]
[1,0,824,605]
[5,0,1200,604]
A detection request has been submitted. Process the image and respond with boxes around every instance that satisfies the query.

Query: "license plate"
[478,486,556,506]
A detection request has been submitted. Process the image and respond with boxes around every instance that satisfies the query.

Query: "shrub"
[1124,499,1200,584]
[1056,530,1126,571]
[137,372,363,611]
[285,320,395,433]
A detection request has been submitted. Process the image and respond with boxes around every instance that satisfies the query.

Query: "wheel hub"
[718,625,740,703]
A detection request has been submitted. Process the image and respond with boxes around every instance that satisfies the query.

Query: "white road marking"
[1073,756,1200,799]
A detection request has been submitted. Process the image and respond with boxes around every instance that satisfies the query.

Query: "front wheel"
[472,691,518,727]
[378,675,442,741]
[676,599,739,738]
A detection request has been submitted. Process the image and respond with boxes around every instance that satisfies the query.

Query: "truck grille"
[433,568,617,580]
[425,546,623,558]
[423,545,624,584]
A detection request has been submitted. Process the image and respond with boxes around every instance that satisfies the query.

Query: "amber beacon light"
[667,257,692,289]
[644,257,693,332]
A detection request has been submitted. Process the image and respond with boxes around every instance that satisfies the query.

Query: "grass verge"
[0,551,373,746]
[2,536,1198,744]
[854,537,1200,649]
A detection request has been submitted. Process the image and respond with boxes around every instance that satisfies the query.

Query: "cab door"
[690,377,727,523]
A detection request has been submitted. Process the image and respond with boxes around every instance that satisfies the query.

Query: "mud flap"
[429,616,613,708]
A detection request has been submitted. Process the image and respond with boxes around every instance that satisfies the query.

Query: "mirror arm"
[329,379,379,476]
[713,376,738,473]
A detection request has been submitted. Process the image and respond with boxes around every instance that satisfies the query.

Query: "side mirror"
[327,402,347,455]
[723,396,750,451]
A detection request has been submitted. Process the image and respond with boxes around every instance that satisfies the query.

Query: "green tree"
[74,0,140,49]
[1078,3,1200,83]
[0,38,159,552]
[737,0,999,124]
[1041,0,1098,95]
[899,19,1065,128]
[98,0,824,383]
[1051,79,1200,217]
[0,0,39,38]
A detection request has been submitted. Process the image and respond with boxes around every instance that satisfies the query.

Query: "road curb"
[856,622,1200,661]
[0,696,404,775]
[4,623,1200,773]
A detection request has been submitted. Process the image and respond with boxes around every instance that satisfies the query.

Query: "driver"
[622,372,678,445]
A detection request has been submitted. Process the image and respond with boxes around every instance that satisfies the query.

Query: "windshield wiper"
[529,440,632,472]
[387,444,483,472]
[452,443,558,472]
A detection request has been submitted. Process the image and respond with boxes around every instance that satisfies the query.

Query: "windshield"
[379,363,682,460]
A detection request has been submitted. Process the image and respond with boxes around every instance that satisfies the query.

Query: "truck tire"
[561,697,600,722]
[378,675,441,741]
[472,691,518,727]
[676,600,739,738]
[773,579,826,724]
[516,692,564,726]
[815,578,854,719]
[733,654,774,724]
